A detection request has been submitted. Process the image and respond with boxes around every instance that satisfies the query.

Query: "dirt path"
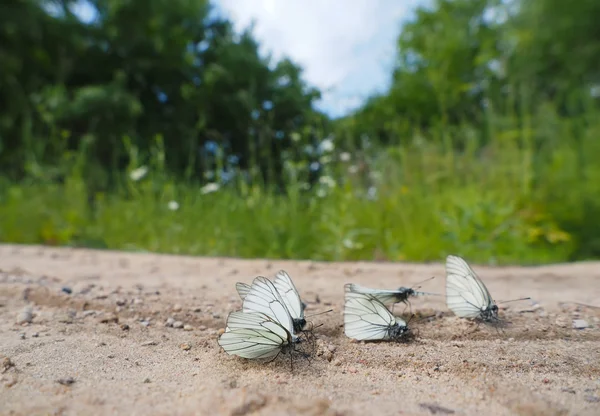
[1,244,599,415]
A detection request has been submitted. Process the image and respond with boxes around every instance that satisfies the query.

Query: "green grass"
[1,109,600,266]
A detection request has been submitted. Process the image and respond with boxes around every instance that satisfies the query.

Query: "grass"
[1,108,599,266]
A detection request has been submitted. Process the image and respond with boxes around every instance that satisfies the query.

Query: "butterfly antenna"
[496,297,531,305]
[411,276,436,290]
[414,291,442,297]
[305,309,334,318]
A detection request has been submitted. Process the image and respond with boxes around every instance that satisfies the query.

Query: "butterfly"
[221,277,310,368]
[445,255,530,324]
[345,276,438,314]
[343,284,412,342]
[236,270,307,332]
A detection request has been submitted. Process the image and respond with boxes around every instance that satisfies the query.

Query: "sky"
[213,0,422,118]
[71,0,424,118]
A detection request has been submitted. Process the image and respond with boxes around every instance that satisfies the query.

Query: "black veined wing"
[345,282,436,305]
[343,284,410,341]
[445,255,498,322]
[219,311,296,360]
[273,270,307,332]
[235,282,251,300]
[242,276,296,335]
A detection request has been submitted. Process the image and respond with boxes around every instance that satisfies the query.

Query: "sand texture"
[1,244,600,415]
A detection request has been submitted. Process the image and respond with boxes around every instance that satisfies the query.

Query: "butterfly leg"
[265,349,282,365]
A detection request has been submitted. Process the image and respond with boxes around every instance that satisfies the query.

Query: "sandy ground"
[1,244,600,416]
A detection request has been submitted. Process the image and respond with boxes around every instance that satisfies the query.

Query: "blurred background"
[0,0,598,265]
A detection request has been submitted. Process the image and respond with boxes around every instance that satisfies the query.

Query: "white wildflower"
[200,182,220,195]
[316,188,327,198]
[319,175,336,188]
[339,152,351,162]
[367,186,377,200]
[319,138,335,153]
[129,166,148,181]
[167,200,179,211]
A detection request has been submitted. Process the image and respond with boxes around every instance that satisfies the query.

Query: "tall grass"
[1,106,599,265]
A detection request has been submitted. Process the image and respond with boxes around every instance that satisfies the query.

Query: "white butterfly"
[345,277,438,311]
[236,271,307,332]
[343,284,411,341]
[445,255,529,323]
[218,311,298,361]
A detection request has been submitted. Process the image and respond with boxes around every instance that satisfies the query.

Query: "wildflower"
[319,175,336,188]
[339,152,351,162]
[167,200,179,211]
[129,166,148,181]
[200,182,220,195]
[319,138,335,153]
[367,186,377,200]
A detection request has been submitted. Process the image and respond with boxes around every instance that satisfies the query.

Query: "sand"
[1,244,599,416]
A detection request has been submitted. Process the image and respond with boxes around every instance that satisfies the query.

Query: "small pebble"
[217,328,225,335]
[327,344,337,353]
[16,306,33,324]
[2,356,15,371]
[584,395,600,403]
[172,304,183,312]
[140,320,150,327]
[193,307,202,313]
[348,367,357,374]
[572,319,589,330]
[61,287,72,295]
[555,317,569,328]
[82,310,97,317]
[120,323,130,331]
[173,321,184,329]
[141,341,158,346]
[143,378,151,383]
[19,333,26,340]
[183,324,193,331]
[165,318,175,327]
[199,325,207,331]
[32,332,39,338]
[180,343,192,351]
[116,299,127,306]
[133,298,143,305]
[98,313,118,324]
[212,313,221,319]
[57,377,75,386]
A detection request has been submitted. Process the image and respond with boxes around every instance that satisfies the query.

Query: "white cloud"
[214,0,421,117]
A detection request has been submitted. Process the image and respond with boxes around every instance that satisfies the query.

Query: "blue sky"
[214,0,423,118]
[72,0,424,118]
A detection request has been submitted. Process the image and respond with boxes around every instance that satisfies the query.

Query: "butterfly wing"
[242,276,295,335]
[445,255,494,318]
[235,282,251,300]
[219,312,291,359]
[273,270,305,320]
[343,285,398,340]
[346,283,406,305]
